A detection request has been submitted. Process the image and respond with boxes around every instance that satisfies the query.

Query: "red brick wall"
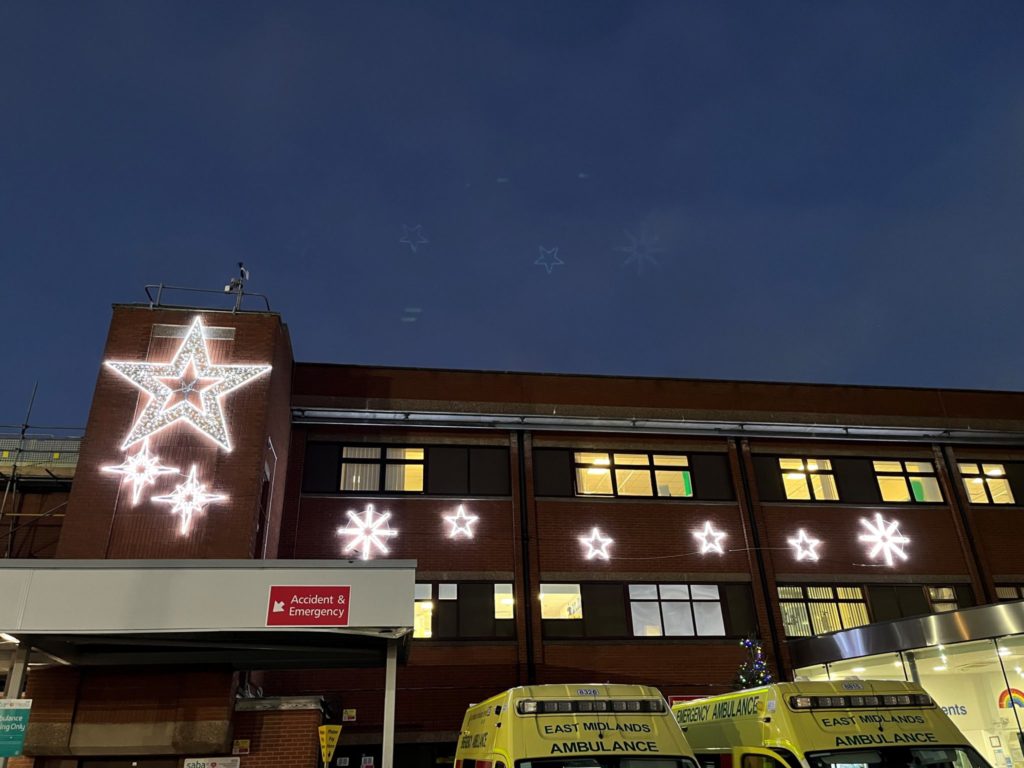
[57,306,292,559]
[232,708,321,768]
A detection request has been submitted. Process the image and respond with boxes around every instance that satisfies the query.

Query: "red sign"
[266,585,351,627]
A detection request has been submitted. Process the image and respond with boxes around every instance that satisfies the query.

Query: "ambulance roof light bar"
[789,693,932,710]
[517,699,666,715]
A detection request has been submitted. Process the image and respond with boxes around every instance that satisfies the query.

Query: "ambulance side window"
[698,754,732,768]
[743,754,788,768]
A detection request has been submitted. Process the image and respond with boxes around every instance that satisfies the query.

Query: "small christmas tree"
[734,636,774,690]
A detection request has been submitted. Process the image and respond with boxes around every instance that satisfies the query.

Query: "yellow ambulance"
[673,681,990,768]
[455,683,699,768]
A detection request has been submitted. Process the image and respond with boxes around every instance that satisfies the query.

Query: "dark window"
[829,457,881,504]
[721,584,758,637]
[470,447,511,495]
[413,583,514,640]
[752,456,786,501]
[426,446,468,494]
[689,453,735,500]
[533,448,574,496]
[302,443,341,493]
[866,585,932,622]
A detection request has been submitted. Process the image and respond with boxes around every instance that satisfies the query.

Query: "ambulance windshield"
[806,747,990,768]
[516,759,697,767]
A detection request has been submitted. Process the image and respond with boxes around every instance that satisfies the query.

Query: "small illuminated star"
[102,439,179,505]
[787,528,822,562]
[338,505,399,560]
[152,465,226,535]
[444,505,479,539]
[693,521,727,555]
[616,228,664,275]
[399,224,429,253]
[535,246,564,274]
[858,513,910,566]
[579,527,613,561]
[105,316,272,451]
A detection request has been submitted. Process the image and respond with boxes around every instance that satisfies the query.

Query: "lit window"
[573,452,692,498]
[778,585,869,637]
[414,583,433,638]
[926,586,958,614]
[494,584,515,620]
[340,445,424,493]
[539,584,583,620]
[997,586,1024,601]
[959,463,1015,505]
[628,584,724,637]
[873,460,943,503]
[779,458,839,501]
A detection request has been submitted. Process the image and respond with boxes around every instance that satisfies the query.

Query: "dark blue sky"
[2,2,1023,428]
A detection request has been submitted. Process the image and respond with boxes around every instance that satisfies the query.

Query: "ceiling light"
[851,667,866,673]
[933,666,947,672]
[0,633,19,644]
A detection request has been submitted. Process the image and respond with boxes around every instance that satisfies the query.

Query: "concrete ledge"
[235,696,323,712]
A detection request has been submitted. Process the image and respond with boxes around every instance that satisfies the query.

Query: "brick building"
[3,301,1024,767]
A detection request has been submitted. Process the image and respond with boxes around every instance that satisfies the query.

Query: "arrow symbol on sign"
[272,601,285,612]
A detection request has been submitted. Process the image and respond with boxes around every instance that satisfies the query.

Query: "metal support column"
[0,644,31,768]
[381,639,398,768]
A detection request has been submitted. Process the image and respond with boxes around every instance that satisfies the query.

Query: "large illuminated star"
[693,521,727,555]
[858,513,910,566]
[443,505,479,539]
[101,439,179,505]
[105,316,271,451]
[579,527,613,561]
[338,505,399,560]
[787,528,822,562]
[152,465,226,535]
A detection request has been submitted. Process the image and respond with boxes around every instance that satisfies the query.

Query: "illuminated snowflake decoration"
[443,505,479,539]
[579,527,613,561]
[338,505,399,560]
[787,528,822,562]
[399,224,429,253]
[101,439,179,505]
[105,316,271,451]
[152,465,226,535]
[858,513,910,566]
[535,246,565,274]
[616,227,664,275]
[693,521,727,555]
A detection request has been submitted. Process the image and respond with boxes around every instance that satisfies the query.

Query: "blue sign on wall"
[0,700,32,757]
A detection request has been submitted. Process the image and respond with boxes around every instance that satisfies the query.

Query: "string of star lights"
[105,316,271,451]
[338,505,399,560]
[578,527,614,560]
[858,513,910,566]
[443,505,479,539]
[152,465,226,535]
[101,439,178,505]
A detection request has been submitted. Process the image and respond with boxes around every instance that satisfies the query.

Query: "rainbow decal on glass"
[998,689,1024,709]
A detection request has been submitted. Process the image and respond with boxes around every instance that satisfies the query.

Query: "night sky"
[2,2,1023,429]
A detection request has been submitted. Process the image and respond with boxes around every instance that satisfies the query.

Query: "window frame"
[871,459,944,504]
[777,584,870,638]
[572,450,694,499]
[924,585,959,614]
[776,457,840,502]
[540,581,740,640]
[338,444,426,494]
[996,585,1024,602]
[627,583,727,638]
[958,462,1016,505]
[413,581,516,641]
